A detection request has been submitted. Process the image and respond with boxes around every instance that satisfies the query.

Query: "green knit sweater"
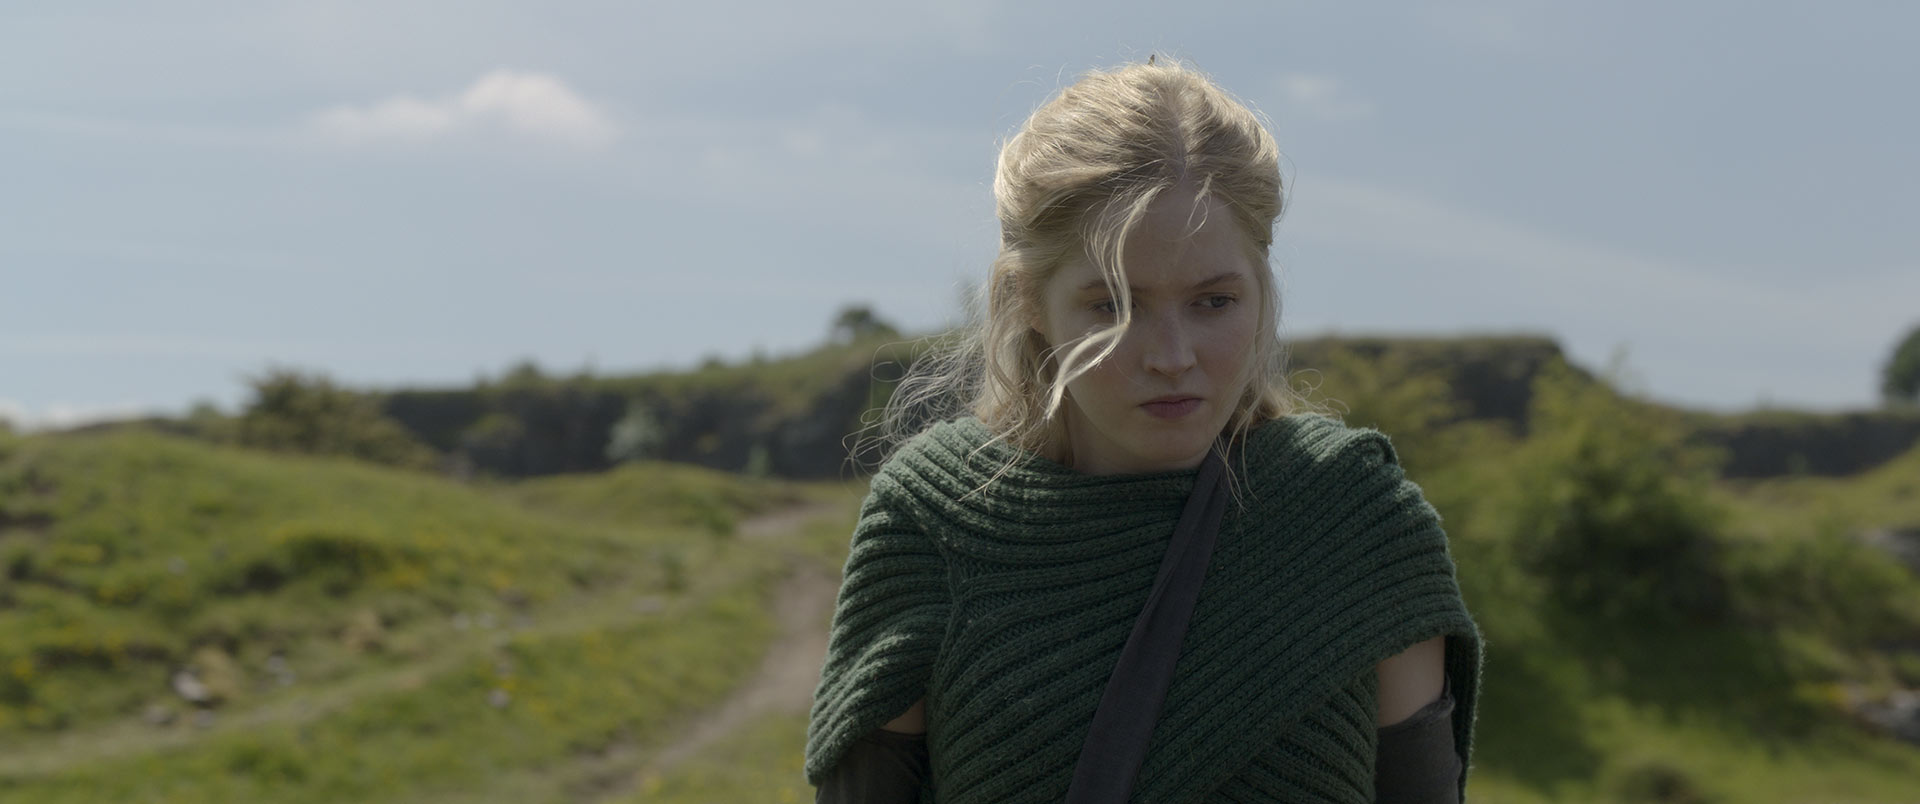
[805,413,1484,802]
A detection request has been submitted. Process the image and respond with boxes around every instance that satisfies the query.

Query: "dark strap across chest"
[1064,439,1234,803]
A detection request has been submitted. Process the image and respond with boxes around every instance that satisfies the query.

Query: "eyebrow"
[1077,271,1247,293]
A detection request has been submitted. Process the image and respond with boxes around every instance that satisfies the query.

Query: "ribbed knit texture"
[805,413,1484,803]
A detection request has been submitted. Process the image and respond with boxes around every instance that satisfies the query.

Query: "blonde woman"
[807,56,1482,803]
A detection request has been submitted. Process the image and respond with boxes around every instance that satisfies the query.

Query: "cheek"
[1201,314,1259,371]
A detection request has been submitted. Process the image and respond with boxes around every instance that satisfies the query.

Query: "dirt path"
[563,500,848,800]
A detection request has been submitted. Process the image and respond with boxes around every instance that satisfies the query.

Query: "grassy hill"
[5,357,1920,801]
[0,425,851,802]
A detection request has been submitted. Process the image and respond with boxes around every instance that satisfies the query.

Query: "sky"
[3,1,1916,431]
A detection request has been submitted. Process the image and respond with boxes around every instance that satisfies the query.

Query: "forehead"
[1056,189,1258,293]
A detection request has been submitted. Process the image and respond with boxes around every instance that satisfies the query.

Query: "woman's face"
[1034,186,1262,476]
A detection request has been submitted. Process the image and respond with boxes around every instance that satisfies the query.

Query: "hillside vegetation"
[4,343,1920,801]
[0,426,845,802]
[121,331,1920,483]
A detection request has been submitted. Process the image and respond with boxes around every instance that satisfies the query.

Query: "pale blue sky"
[4,1,1916,430]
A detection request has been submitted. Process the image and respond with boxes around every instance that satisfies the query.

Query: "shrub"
[1293,345,1468,475]
[236,367,439,470]
[1501,357,1732,624]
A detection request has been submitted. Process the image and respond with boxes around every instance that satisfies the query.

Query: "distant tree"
[460,412,527,472]
[1882,321,1920,406]
[501,359,547,388]
[829,304,900,345]
[236,367,439,470]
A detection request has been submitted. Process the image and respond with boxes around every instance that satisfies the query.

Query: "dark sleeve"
[1374,674,1461,804]
[814,728,930,804]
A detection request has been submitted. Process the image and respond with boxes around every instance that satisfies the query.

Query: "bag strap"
[1064,438,1235,803]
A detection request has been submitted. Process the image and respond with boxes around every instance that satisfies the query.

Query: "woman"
[806,56,1482,803]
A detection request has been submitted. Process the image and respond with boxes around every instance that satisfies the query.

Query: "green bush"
[1501,357,1733,624]
[236,367,439,471]
[1294,345,1465,475]
[1724,526,1920,653]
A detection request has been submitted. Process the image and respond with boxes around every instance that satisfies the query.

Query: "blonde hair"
[867,55,1326,495]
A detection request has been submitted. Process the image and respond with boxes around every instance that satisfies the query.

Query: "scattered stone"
[488,688,511,709]
[477,612,496,630]
[265,652,296,687]
[1860,526,1920,577]
[494,658,514,680]
[192,709,216,729]
[143,703,176,726]
[1840,682,1920,745]
[166,556,188,575]
[632,595,666,615]
[171,670,211,704]
[452,612,471,631]
[1856,687,1920,744]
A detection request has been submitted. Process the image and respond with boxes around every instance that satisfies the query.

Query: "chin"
[1127,433,1215,467]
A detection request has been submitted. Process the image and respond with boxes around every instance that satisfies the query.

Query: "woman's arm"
[813,699,930,803]
[1374,636,1461,803]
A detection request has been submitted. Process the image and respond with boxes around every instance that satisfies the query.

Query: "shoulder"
[1242,413,1436,528]
[862,416,993,514]
[868,418,971,489]
[1248,412,1405,480]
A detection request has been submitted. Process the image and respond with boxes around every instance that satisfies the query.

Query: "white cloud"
[1272,73,1376,122]
[309,69,617,148]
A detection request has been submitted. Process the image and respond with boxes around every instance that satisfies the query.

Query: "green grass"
[621,711,814,804]
[490,458,816,538]
[0,427,724,736]
[0,425,838,802]
[0,572,781,803]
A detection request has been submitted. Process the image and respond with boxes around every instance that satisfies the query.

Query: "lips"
[1140,396,1202,420]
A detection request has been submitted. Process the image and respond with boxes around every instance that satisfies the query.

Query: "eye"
[1199,295,1236,310]
[1091,299,1124,315]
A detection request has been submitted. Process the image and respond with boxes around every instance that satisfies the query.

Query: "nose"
[1137,311,1196,379]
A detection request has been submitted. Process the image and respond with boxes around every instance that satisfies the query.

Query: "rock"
[1859,688,1920,744]
[143,703,177,726]
[192,709,216,729]
[1842,682,1920,745]
[1860,526,1920,577]
[488,688,511,709]
[171,670,211,704]
[265,652,296,687]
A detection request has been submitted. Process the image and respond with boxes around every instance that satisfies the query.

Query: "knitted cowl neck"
[806,413,1484,803]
